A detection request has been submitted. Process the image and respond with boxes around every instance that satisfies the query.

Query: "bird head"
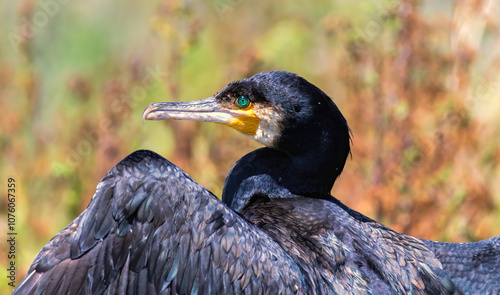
[143,71,350,160]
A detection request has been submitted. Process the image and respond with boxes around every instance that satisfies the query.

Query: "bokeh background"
[1,0,500,292]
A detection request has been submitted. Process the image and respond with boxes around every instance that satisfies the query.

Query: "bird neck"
[222,145,346,212]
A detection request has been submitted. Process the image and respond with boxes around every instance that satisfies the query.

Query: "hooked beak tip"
[142,103,159,122]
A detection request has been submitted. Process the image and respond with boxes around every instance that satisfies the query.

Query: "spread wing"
[425,236,500,294]
[14,150,306,295]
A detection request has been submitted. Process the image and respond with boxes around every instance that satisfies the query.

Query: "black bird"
[14,71,499,294]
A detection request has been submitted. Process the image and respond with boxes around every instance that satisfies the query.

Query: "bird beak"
[143,97,261,135]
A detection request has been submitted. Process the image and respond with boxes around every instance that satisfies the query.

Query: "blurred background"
[1,0,500,291]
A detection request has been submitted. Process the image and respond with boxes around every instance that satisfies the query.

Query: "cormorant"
[14,71,499,294]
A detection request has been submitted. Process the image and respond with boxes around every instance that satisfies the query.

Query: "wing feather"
[14,150,305,295]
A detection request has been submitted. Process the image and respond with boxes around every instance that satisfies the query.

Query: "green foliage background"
[1,0,500,292]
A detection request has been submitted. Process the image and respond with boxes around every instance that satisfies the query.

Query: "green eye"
[237,96,250,108]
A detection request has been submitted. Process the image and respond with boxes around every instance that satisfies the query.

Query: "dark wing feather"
[13,150,306,295]
[425,236,500,294]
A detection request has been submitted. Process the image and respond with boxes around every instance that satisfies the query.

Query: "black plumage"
[14,71,499,294]
[15,151,306,294]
